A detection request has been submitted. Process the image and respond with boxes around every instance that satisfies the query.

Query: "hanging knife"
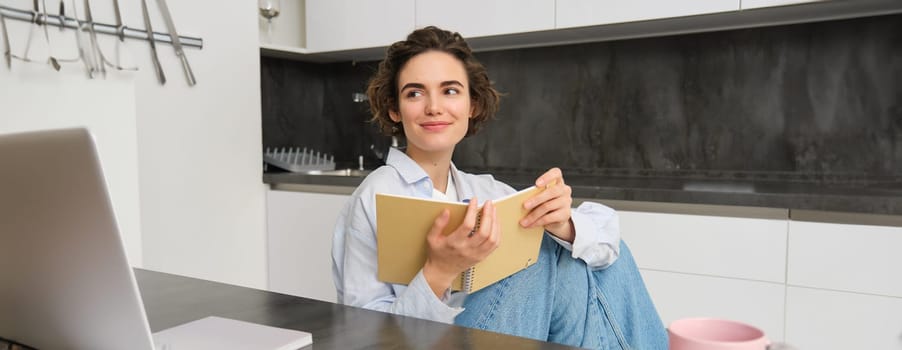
[141,0,165,84]
[57,0,64,30]
[156,0,196,86]
[1,14,10,70]
[82,0,106,77]
[112,0,124,41]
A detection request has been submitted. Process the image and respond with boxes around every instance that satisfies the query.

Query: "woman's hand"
[422,197,500,298]
[520,167,575,243]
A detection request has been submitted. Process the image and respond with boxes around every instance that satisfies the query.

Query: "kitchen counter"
[263,169,902,218]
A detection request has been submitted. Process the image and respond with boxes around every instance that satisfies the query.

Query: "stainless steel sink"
[302,168,372,177]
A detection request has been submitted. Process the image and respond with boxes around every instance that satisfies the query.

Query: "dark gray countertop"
[263,169,902,216]
[137,269,578,349]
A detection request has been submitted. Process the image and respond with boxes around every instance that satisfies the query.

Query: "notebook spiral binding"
[461,210,483,292]
[461,266,476,293]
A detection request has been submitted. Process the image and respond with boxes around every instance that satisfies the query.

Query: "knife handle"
[178,54,196,86]
[151,53,166,85]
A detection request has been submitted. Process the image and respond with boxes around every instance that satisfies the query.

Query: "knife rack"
[0,4,202,49]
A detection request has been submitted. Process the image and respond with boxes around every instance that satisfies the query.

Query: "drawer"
[785,286,902,350]
[641,269,786,341]
[787,220,902,297]
[267,190,348,303]
[621,211,788,282]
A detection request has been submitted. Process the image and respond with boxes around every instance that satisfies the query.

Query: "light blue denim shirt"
[331,148,622,323]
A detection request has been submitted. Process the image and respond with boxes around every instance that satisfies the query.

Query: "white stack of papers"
[152,316,312,350]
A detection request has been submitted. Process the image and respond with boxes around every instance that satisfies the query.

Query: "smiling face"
[389,50,473,160]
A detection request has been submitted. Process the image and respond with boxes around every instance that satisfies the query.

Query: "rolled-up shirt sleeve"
[546,201,621,269]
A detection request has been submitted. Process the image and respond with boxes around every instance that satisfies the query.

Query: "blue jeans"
[454,237,667,350]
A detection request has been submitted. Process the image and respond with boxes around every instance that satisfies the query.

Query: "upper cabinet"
[415,0,555,39]
[556,0,740,29]
[265,0,902,61]
[305,0,415,53]
[741,0,826,10]
[259,0,307,52]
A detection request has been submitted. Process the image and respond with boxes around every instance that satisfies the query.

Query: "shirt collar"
[386,147,474,201]
[386,147,430,185]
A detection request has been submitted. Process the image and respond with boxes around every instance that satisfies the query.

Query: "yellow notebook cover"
[376,186,545,293]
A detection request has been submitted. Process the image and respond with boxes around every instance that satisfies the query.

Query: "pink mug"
[668,318,790,350]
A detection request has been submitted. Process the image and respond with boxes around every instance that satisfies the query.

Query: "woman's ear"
[389,109,401,123]
[469,105,480,119]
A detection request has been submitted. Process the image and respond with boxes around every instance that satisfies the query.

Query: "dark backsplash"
[261,14,902,180]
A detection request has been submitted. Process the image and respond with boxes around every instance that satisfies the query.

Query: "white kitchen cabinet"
[555,0,741,29]
[741,0,827,10]
[619,210,789,283]
[265,187,902,348]
[266,190,349,303]
[787,220,902,298]
[641,269,786,341]
[415,0,554,39]
[619,209,789,341]
[305,0,415,53]
[785,287,902,350]
[271,0,899,61]
[259,0,307,52]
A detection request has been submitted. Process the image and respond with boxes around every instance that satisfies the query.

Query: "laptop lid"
[0,128,156,350]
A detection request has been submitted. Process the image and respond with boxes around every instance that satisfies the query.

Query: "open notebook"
[376,186,546,293]
[0,128,311,350]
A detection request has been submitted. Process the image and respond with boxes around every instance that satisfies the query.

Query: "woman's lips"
[420,121,451,131]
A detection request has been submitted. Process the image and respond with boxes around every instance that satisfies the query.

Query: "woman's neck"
[406,148,454,193]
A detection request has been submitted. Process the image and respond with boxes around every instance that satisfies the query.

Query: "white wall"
[128,0,266,289]
[0,0,266,288]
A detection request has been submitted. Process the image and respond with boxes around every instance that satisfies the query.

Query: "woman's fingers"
[521,194,571,228]
[535,167,563,188]
[484,202,502,250]
[428,209,451,237]
[473,200,500,250]
[450,196,480,240]
[524,180,570,211]
[522,179,572,227]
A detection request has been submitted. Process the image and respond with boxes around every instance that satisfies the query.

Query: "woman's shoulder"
[352,165,405,198]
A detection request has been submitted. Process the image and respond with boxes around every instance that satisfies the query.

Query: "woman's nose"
[425,95,442,115]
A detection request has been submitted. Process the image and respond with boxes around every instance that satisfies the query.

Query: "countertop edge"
[262,173,902,226]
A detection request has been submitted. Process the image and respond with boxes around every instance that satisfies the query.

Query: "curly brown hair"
[367,26,500,137]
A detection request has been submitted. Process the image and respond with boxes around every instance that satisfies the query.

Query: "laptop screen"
[0,128,156,350]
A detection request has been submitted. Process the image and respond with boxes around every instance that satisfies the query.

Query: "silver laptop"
[0,128,311,350]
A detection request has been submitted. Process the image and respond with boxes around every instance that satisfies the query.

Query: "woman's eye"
[445,88,459,95]
[406,91,423,98]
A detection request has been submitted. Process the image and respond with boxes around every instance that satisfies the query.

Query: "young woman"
[332,26,667,349]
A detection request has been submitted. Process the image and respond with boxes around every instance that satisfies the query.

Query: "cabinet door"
[786,287,902,350]
[619,210,789,283]
[787,220,902,297]
[415,0,554,39]
[259,0,306,49]
[642,270,786,341]
[556,0,740,29]
[741,0,827,10]
[306,0,415,52]
[266,190,349,303]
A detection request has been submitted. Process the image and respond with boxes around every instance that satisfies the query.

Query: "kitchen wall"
[0,0,266,288]
[261,58,388,169]
[262,13,901,181]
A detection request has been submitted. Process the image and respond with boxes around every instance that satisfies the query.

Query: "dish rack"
[264,147,335,172]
